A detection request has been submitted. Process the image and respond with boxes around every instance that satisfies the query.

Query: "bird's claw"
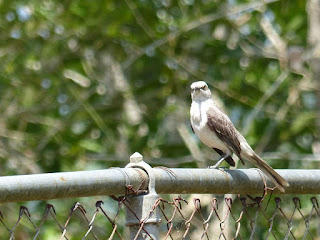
[207,166,228,171]
[207,165,217,169]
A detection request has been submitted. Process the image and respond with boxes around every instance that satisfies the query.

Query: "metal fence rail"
[0,152,320,239]
[0,156,319,203]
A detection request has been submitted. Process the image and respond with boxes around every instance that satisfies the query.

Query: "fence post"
[125,152,161,240]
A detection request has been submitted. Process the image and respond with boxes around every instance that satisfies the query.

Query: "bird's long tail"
[242,151,289,193]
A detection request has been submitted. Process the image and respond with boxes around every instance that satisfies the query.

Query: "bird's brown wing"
[206,107,245,165]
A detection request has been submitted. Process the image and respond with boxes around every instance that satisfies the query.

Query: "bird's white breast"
[190,99,229,151]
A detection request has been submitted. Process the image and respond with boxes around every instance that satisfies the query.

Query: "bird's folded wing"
[206,107,242,157]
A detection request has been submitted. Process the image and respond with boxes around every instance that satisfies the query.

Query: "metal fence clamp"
[125,152,161,240]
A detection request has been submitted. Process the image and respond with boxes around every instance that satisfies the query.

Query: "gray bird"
[190,81,289,192]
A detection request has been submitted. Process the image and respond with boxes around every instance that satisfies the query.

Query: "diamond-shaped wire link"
[0,195,319,239]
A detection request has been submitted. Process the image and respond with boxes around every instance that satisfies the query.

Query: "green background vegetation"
[0,0,319,238]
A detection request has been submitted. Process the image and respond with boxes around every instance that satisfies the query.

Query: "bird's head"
[191,81,212,100]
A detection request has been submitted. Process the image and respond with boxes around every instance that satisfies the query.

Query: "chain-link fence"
[1,195,319,239]
[1,152,320,239]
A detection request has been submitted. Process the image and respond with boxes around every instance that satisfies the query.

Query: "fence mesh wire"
[1,193,319,239]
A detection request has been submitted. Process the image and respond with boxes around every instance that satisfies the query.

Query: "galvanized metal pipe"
[0,168,148,203]
[154,168,320,195]
[0,168,319,203]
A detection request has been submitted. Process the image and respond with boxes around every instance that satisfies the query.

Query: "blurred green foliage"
[0,0,319,238]
[1,0,317,174]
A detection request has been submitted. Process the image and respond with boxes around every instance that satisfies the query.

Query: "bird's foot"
[207,164,219,169]
[207,165,228,171]
[207,154,230,169]
[207,166,228,175]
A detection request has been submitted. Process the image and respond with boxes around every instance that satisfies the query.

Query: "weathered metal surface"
[0,168,319,202]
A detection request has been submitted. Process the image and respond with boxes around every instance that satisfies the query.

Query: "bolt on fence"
[0,152,320,239]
